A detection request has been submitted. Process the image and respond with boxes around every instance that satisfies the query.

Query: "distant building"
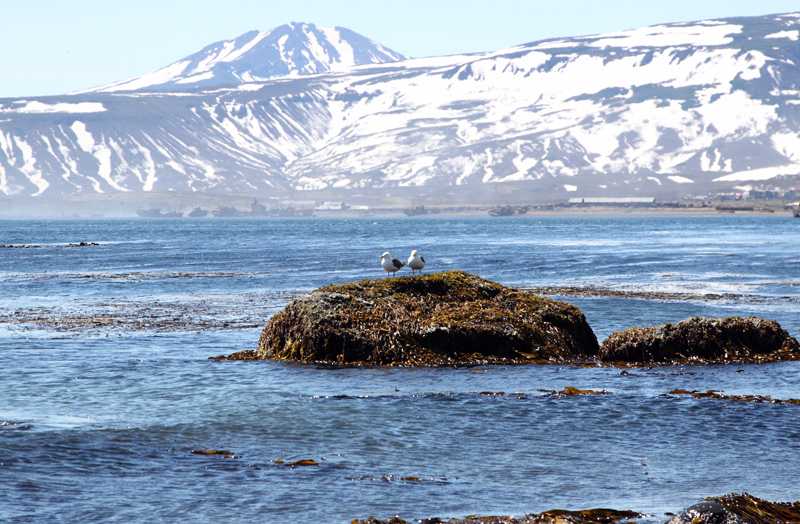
[282,200,316,209]
[749,189,783,199]
[315,201,351,211]
[713,193,742,201]
[568,197,656,206]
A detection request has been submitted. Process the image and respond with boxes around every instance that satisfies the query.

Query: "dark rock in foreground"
[599,316,799,365]
[256,271,598,365]
[352,493,800,524]
[354,508,643,523]
[665,501,745,524]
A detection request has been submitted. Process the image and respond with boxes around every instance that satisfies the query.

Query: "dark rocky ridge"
[256,271,599,365]
[598,316,799,364]
[352,493,800,523]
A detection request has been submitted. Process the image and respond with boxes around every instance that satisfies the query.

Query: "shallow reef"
[667,389,800,405]
[352,493,800,524]
[598,316,799,365]
[211,274,800,366]
[255,271,599,365]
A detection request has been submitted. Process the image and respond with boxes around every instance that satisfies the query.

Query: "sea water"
[1,215,798,523]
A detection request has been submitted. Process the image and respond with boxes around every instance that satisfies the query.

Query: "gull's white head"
[410,250,419,256]
[380,251,391,259]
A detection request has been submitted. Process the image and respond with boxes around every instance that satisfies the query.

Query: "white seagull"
[407,250,426,275]
[380,251,405,277]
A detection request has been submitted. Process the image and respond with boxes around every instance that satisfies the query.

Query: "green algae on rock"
[599,316,799,365]
[256,271,598,365]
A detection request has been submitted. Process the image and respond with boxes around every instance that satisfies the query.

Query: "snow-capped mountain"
[81,22,408,93]
[3,13,800,200]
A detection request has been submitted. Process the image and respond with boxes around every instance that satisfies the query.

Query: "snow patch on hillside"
[0,101,106,113]
[765,30,800,40]
[578,22,741,48]
[714,164,800,182]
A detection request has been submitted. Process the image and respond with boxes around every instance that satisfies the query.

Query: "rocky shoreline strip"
[0,242,100,248]
[522,285,799,306]
[351,493,800,524]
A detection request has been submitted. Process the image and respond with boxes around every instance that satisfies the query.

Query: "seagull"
[380,251,405,277]
[407,250,426,275]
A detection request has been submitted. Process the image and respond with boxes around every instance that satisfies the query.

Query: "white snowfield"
[3,14,800,197]
[0,101,106,114]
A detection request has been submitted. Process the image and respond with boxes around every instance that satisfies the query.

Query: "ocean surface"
[1,215,798,523]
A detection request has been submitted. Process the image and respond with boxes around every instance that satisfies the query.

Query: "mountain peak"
[82,22,408,93]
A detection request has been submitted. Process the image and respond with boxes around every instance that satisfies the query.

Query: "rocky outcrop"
[668,493,800,524]
[599,316,799,364]
[256,271,598,365]
[351,494,800,524]
[665,501,746,524]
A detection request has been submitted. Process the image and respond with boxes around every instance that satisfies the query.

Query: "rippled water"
[1,216,799,523]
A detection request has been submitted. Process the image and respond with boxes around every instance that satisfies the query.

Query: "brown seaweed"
[707,493,800,524]
[254,271,598,366]
[599,316,799,365]
[667,389,800,405]
[352,494,800,524]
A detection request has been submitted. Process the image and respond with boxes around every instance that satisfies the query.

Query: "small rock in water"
[599,316,799,364]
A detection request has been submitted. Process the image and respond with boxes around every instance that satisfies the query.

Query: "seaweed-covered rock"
[706,493,800,524]
[665,501,745,524]
[256,271,598,365]
[350,494,800,524]
[599,316,799,364]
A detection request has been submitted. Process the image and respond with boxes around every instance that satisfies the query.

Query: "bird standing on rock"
[380,252,405,277]
[407,250,425,275]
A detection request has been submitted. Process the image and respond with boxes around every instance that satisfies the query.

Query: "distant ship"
[249,198,268,216]
[253,199,314,217]
[213,206,243,217]
[488,205,529,217]
[270,207,314,217]
[403,205,440,216]
[211,200,314,217]
[188,207,208,217]
[136,208,184,218]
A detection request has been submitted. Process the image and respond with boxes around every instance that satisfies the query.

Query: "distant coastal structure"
[136,208,184,217]
[315,201,350,211]
[488,205,529,216]
[187,207,208,217]
[568,197,656,206]
[404,205,440,216]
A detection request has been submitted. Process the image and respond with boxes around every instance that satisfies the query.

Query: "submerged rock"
[256,271,598,365]
[598,316,799,364]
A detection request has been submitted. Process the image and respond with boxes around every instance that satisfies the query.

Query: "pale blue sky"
[2,0,800,98]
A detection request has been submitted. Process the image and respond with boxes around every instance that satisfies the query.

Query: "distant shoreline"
[0,197,796,219]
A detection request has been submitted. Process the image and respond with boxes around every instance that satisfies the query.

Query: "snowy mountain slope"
[278,13,800,192]
[3,13,800,199]
[81,22,408,93]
